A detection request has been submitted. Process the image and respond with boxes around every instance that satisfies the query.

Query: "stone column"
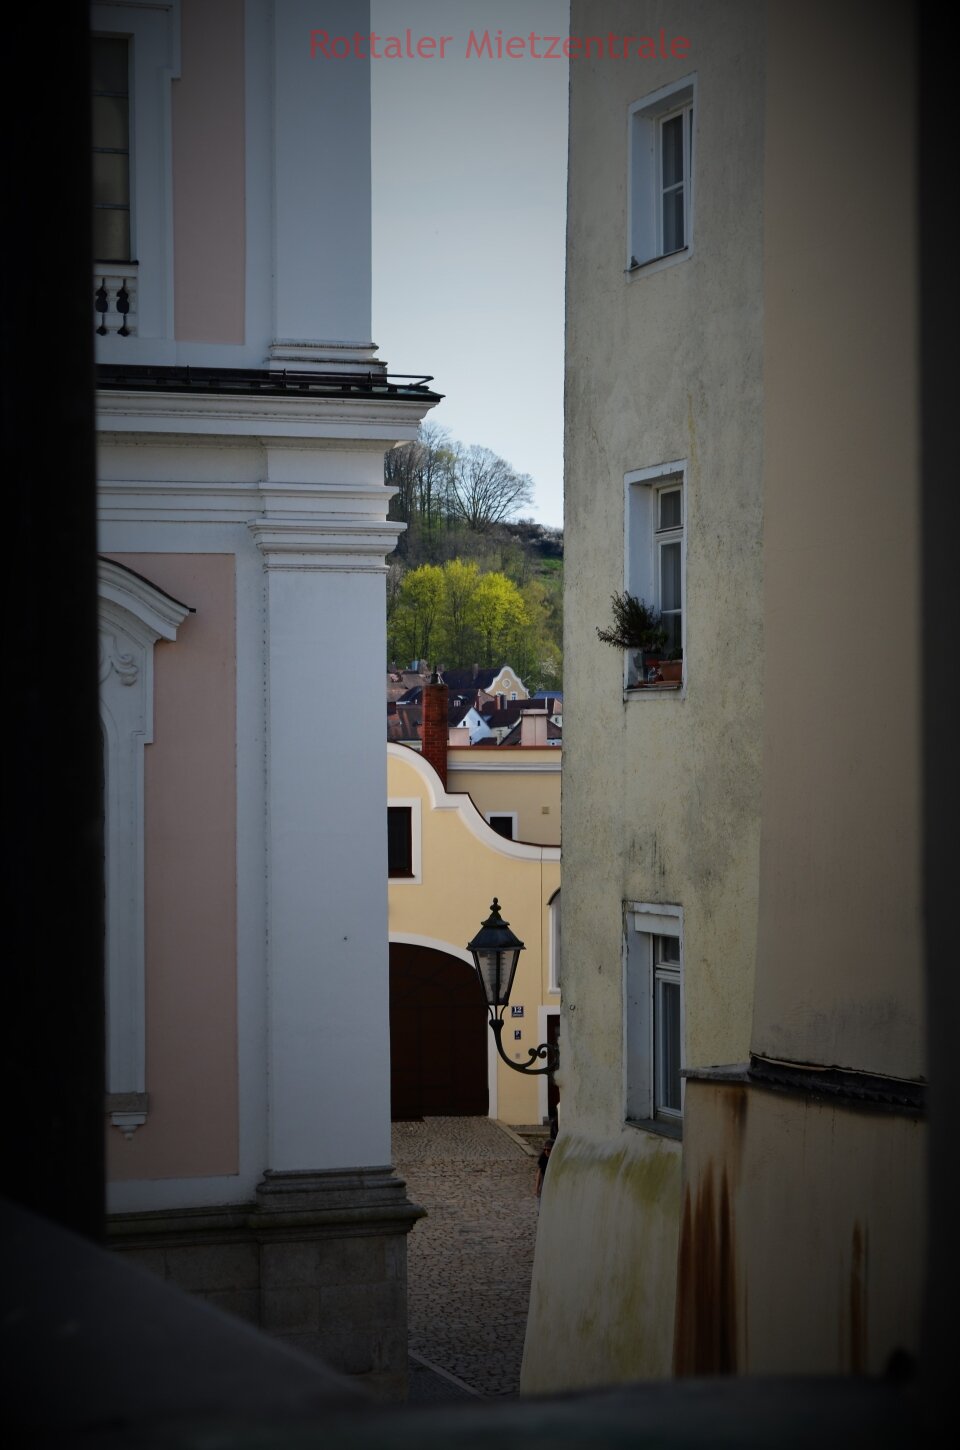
[250,449,422,1400]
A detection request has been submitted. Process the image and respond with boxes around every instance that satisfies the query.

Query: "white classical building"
[94,0,437,1399]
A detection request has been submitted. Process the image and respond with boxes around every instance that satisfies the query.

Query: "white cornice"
[447,757,562,775]
[95,388,434,441]
[99,480,406,535]
[250,519,405,571]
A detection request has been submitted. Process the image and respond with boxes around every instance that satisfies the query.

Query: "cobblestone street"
[393,1117,545,1400]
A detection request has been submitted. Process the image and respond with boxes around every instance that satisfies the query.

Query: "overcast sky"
[371,0,569,527]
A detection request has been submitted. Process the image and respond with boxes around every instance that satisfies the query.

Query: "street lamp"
[467,899,559,1076]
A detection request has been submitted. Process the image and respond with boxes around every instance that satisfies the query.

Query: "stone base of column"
[255,1166,424,1401]
[108,1167,425,1403]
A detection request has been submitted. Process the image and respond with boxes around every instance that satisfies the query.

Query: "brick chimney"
[422,668,449,788]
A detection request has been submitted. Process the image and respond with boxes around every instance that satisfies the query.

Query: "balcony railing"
[94,268,138,337]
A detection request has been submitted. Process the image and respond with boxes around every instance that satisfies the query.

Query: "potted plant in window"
[660,648,683,683]
[596,592,668,688]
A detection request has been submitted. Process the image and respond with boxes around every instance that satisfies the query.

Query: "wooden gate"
[389,943,488,1120]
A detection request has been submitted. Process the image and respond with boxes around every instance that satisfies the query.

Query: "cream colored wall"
[562,0,765,1148]
[446,747,561,846]
[106,554,239,1181]
[754,0,923,1081]
[525,0,766,1389]
[529,0,923,1397]
[677,1082,924,1374]
[172,0,246,343]
[523,1128,682,1391]
[388,746,560,1125]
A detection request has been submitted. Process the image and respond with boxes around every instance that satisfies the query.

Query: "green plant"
[596,593,667,653]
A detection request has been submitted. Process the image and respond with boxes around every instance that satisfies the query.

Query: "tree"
[468,571,528,666]
[387,563,444,667]
[448,445,534,532]
[438,559,480,666]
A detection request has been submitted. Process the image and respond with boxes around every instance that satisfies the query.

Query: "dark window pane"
[656,934,680,964]
[92,37,129,95]
[93,151,130,207]
[659,488,682,530]
[489,816,514,840]
[388,807,412,876]
[663,189,685,254]
[93,94,129,150]
[660,541,682,612]
[661,113,684,188]
[657,979,682,1112]
[93,207,131,262]
[662,611,682,655]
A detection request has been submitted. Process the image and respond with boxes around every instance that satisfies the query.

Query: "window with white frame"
[486,812,517,841]
[628,76,695,271]
[548,889,561,993]
[387,798,422,883]
[98,559,191,1138]
[625,462,686,689]
[625,903,684,1131]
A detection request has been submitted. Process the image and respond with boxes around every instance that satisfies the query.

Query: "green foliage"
[388,559,563,689]
[386,425,564,687]
[596,593,667,652]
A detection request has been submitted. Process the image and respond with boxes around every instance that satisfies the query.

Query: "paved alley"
[393,1117,544,1400]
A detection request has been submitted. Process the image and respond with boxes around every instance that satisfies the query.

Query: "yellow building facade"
[388,743,561,1127]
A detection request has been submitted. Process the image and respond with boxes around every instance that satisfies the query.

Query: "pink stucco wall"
[172,0,246,342]
[107,554,238,1181]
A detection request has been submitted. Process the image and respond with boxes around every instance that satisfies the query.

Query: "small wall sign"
[511,1005,524,1018]
[513,1029,522,1041]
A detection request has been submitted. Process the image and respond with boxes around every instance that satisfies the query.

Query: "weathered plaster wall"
[388,746,560,1126]
[524,0,766,1388]
[523,1128,682,1391]
[106,552,238,1181]
[753,0,923,1080]
[677,1082,924,1375]
[562,0,765,1144]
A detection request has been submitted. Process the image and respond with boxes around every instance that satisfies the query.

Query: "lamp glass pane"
[476,949,503,1007]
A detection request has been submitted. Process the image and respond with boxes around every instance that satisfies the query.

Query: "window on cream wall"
[388,799,422,883]
[486,812,517,841]
[628,75,695,272]
[548,890,561,993]
[98,560,192,1138]
[625,902,684,1136]
[625,461,687,691]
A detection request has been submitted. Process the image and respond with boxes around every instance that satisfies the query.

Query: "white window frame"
[387,797,422,884]
[548,889,561,994]
[627,74,696,274]
[98,559,191,1137]
[624,902,684,1133]
[624,461,687,694]
[485,810,518,841]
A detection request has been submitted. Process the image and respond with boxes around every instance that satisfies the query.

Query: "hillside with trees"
[385,426,563,689]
